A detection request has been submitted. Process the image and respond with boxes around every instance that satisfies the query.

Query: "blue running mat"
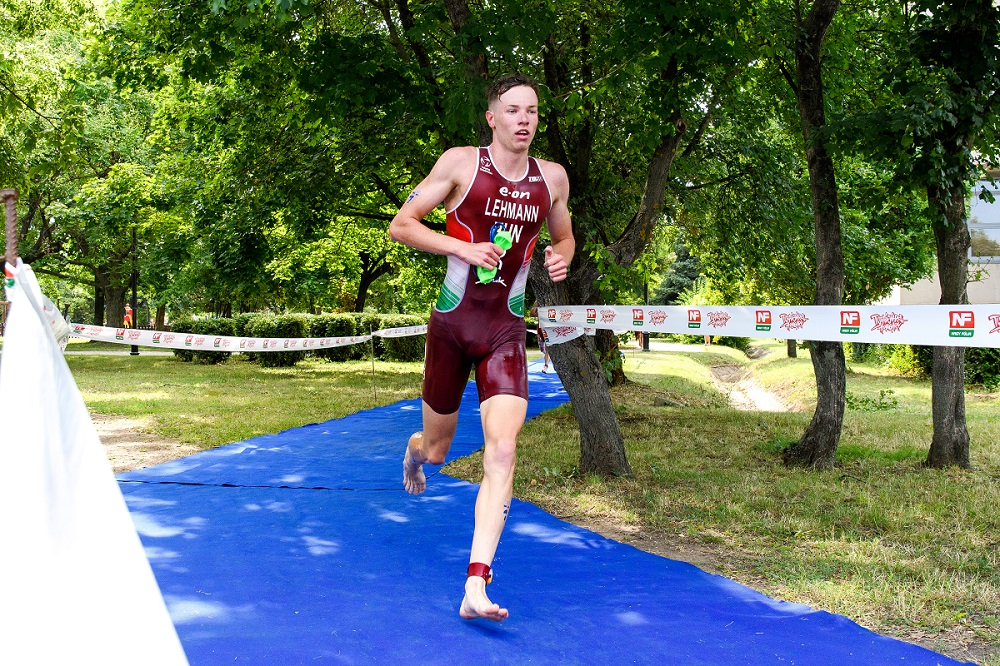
[119,364,966,665]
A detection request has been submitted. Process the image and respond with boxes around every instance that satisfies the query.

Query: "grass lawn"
[60,340,999,663]
[68,354,424,449]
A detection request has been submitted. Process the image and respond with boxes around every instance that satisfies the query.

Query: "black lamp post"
[130,226,139,356]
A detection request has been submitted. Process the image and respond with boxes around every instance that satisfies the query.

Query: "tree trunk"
[926,183,971,468]
[783,0,845,470]
[595,328,627,386]
[93,273,106,327]
[155,304,166,330]
[104,284,127,328]
[786,339,797,358]
[530,259,631,477]
[355,253,393,313]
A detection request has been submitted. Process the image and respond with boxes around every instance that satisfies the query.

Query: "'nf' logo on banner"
[633,309,645,326]
[840,311,860,335]
[950,311,975,338]
[756,310,771,331]
[687,310,701,329]
[586,308,597,324]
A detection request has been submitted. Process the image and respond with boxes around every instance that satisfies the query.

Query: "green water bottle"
[476,229,513,284]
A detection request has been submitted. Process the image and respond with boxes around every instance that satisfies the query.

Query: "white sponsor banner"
[1,260,189,664]
[68,323,428,352]
[539,305,1000,348]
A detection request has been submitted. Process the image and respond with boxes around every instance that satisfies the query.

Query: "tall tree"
[774,0,846,470]
[898,0,1000,468]
[844,0,1000,467]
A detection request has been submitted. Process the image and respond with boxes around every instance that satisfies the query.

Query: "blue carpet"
[119,364,966,665]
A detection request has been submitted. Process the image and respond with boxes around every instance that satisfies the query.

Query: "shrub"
[914,344,1000,389]
[231,312,265,337]
[168,316,196,362]
[245,314,309,367]
[355,313,386,360]
[715,336,751,354]
[378,314,428,362]
[311,313,359,362]
[190,318,236,364]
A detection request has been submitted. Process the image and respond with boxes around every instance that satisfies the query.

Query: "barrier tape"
[55,304,1000,353]
[538,304,1000,348]
[68,323,427,352]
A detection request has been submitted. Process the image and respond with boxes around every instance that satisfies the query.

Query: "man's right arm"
[389,148,505,271]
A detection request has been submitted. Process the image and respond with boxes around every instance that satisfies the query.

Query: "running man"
[389,73,574,622]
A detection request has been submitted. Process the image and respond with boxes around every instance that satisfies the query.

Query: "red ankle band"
[467,562,493,584]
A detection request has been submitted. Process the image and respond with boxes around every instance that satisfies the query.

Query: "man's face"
[486,85,539,151]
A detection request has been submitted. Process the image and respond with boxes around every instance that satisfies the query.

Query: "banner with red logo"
[540,305,1000,348]
[67,323,428,352]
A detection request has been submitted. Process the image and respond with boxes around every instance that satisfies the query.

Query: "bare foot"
[403,433,426,495]
[459,576,508,622]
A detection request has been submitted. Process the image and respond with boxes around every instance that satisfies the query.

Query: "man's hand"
[458,241,506,269]
[544,246,568,282]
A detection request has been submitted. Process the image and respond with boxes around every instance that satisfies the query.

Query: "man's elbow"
[389,217,406,244]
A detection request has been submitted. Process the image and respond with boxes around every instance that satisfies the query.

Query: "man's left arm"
[542,162,575,283]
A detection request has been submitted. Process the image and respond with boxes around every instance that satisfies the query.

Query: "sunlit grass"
[68,354,423,448]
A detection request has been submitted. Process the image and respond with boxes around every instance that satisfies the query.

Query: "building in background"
[881,177,1000,305]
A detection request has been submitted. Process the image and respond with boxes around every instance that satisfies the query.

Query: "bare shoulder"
[434,146,479,179]
[535,157,569,195]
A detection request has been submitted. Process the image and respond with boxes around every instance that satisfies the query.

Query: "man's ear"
[485,109,496,129]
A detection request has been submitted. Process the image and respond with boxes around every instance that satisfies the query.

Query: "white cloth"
[0,259,188,664]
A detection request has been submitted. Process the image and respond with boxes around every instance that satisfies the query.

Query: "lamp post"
[130,226,139,356]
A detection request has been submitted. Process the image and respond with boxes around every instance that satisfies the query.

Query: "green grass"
[59,341,999,663]
[68,354,423,448]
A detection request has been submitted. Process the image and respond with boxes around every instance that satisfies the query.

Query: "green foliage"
[310,313,360,362]
[849,343,928,377]
[846,389,899,412]
[189,317,236,365]
[715,336,752,354]
[965,347,1000,389]
[849,342,1000,390]
[652,242,701,306]
[377,314,428,363]
[168,315,196,362]
[245,314,310,368]
[165,315,236,363]
[913,345,1000,390]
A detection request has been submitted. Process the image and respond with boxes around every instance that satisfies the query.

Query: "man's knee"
[419,434,452,465]
[484,437,517,473]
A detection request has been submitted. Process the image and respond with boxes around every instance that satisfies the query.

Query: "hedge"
[245,314,310,368]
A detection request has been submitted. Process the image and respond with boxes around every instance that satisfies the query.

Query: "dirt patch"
[561,514,723,575]
[710,364,788,412]
[92,414,200,473]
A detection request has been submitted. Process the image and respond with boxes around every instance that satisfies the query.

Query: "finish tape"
[68,323,427,352]
[538,304,1000,348]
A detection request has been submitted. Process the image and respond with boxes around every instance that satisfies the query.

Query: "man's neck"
[488,143,530,180]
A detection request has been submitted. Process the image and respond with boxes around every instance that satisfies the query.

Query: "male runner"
[389,73,574,622]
